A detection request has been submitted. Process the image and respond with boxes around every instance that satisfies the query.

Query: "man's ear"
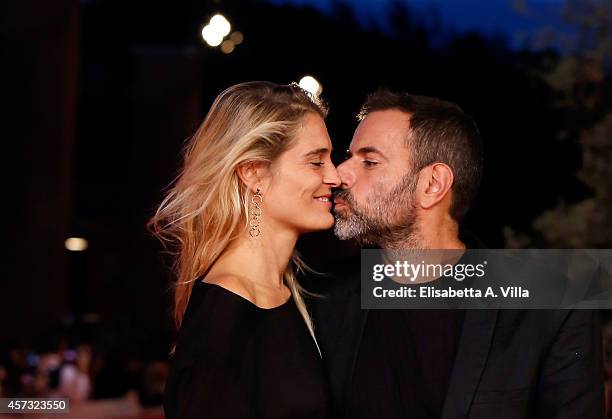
[237,161,270,193]
[418,163,454,210]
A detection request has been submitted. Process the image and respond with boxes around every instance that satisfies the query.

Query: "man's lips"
[333,197,347,208]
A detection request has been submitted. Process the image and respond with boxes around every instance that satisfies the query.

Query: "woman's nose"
[324,164,341,187]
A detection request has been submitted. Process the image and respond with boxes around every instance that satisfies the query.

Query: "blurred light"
[230,31,244,45]
[299,75,322,97]
[82,312,101,323]
[221,40,236,54]
[209,14,231,37]
[201,24,224,47]
[26,353,39,367]
[65,237,88,252]
[63,350,77,362]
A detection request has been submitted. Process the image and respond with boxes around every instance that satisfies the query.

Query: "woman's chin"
[312,214,335,231]
[297,213,335,234]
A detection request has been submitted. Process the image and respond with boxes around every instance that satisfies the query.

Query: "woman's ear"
[237,161,270,193]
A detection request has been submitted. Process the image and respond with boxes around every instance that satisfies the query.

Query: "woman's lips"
[314,195,332,207]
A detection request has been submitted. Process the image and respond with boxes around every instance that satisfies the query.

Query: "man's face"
[334,109,421,246]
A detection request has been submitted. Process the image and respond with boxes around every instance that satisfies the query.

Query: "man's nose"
[336,161,355,189]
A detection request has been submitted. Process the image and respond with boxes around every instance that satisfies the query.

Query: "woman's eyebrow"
[303,147,329,158]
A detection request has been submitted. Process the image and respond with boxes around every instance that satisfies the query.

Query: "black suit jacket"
[307,254,605,419]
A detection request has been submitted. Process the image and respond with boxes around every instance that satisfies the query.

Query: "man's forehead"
[350,109,411,152]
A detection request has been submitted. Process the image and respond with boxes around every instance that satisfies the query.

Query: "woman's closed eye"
[309,161,325,167]
[363,160,378,167]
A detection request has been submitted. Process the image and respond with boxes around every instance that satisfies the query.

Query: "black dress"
[163,280,331,419]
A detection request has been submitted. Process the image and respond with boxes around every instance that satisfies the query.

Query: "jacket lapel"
[441,308,499,419]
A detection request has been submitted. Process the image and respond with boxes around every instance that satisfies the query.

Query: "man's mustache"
[333,189,356,208]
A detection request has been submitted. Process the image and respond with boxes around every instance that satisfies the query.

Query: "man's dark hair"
[358,89,483,222]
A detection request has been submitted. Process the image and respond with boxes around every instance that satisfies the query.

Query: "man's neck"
[382,214,464,250]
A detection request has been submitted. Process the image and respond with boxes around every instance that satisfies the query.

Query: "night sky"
[268,0,568,48]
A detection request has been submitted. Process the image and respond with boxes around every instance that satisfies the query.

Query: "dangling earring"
[249,188,263,237]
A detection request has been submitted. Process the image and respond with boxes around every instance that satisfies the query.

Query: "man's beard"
[333,172,422,249]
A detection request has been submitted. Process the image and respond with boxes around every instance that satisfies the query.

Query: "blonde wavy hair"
[147,81,327,341]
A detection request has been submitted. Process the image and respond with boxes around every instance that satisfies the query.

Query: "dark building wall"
[2,0,79,343]
[73,44,202,333]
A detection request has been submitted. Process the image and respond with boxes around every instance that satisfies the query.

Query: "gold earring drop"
[249,188,263,237]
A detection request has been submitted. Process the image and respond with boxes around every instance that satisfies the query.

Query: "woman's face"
[262,113,341,235]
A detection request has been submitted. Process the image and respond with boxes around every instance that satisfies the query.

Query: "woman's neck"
[211,226,299,291]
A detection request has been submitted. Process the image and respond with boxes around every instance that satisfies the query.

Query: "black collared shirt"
[347,309,465,419]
